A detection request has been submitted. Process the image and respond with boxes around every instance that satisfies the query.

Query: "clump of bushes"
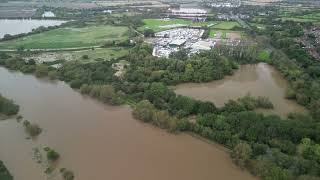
[0,94,19,116]
[60,168,75,180]
[243,95,273,109]
[0,160,13,180]
[80,84,124,105]
[44,147,60,161]
[133,100,190,132]
[256,96,274,109]
[35,64,50,77]
[23,120,42,137]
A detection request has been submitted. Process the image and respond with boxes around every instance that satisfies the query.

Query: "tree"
[45,148,60,161]
[232,142,252,168]
[310,100,320,121]
[23,120,42,137]
[143,29,155,37]
[82,55,89,59]
[0,94,19,116]
[35,64,49,77]
[133,100,155,122]
[60,168,75,180]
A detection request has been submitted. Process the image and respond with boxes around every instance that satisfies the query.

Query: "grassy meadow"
[138,18,241,32]
[0,25,129,50]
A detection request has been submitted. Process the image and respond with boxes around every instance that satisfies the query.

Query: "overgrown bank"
[0,94,17,180]
[0,94,19,117]
[0,160,13,180]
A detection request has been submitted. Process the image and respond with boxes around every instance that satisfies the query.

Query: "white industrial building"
[151,28,214,58]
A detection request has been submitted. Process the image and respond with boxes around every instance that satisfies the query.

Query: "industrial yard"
[150,27,214,57]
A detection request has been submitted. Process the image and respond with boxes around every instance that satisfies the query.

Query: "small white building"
[42,11,55,18]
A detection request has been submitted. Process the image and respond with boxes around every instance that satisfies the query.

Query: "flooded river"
[0,67,256,180]
[0,19,66,38]
[174,63,306,117]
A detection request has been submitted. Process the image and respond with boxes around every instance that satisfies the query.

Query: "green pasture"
[138,18,241,32]
[0,25,129,50]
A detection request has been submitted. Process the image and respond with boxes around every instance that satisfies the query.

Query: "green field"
[279,9,320,22]
[211,21,241,30]
[138,19,217,32]
[280,17,318,22]
[0,25,129,50]
[139,18,241,32]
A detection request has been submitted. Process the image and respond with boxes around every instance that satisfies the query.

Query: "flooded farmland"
[173,63,306,117]
[0,67,256,180]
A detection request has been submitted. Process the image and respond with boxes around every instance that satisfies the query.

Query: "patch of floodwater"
[0,67,256,180]
[0,19,66,38]
[173,63,307,118]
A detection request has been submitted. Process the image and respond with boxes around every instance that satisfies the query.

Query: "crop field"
[0,25,129,50]
[211,21,241,30]
[139,19,240,32]
[138,19,216,32]
[278,10,320,23]
[280,17,318,23]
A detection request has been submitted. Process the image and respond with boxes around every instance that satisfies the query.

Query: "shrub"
[45,148,60,161]
[0,94,19,116]
[23,120,42,137]
[35,64,49,77]
[82,55,89,59]
[60,168,75,180]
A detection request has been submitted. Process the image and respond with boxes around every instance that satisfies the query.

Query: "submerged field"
[139,18,241,32]
[0,25,129,50]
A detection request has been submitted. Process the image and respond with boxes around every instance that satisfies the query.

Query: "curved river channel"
[0,67,256,180]
[173,63,306,118]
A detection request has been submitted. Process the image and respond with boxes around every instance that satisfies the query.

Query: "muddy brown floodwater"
[173,63,306,118]
[0,67,256,180]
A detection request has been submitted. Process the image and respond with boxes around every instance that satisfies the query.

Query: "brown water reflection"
[0,67,256,180]
[173,63,306,117]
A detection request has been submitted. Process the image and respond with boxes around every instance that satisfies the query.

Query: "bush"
[60,168,75,180]
[23,120,42,137]
[0,94,19,116]
[256,96,274,109]
[48,71,58,80]
[285,88,296,99]
[231,142,252,168]
[0,160,13,180]
[35,64,49,77]
[82,55,89,59]
[45,148,60,161]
